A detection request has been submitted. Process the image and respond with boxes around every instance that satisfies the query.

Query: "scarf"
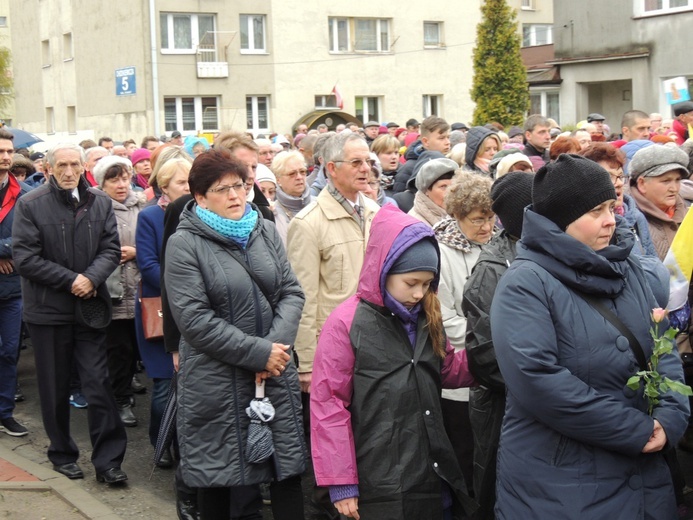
[133,174,149,190]
[412,191,448,228]
[474,157,491,174]
[327,182,363,229]
[0,174,20,224]
[157,193,171,211]
[196,203,258,248]
[433,217,473,253]
[275,184,311,219]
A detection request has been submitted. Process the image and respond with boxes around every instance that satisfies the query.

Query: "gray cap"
[415,158,459,192]
[629,144,690,181]
[587,113,606,122]
[364,120,379,128]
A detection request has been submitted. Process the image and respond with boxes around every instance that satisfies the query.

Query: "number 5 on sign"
[115,67,136,97]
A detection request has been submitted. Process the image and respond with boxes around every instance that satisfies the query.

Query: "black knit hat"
[491,172,534,239]
[532,154,616,231]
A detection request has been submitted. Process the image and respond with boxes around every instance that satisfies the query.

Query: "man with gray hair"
[12,143,128,484]
[287,132,380,516]
[84,146,109,187]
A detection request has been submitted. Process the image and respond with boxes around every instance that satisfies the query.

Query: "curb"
[0,443,123,520]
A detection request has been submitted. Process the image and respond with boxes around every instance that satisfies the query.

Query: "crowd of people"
[1,103,693,519]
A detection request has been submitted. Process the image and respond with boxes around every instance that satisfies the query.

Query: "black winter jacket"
[164,201,307,487]
[0,178,30,300]
[12,176,120,325]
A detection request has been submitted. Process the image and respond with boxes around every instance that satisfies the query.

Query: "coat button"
[433,462,438,468]
[628,475,642,490]
[425,410,431,416]
[616,336,629,352]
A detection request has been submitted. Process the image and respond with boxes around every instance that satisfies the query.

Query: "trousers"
[28,322,127,472]
[0,297,22,419]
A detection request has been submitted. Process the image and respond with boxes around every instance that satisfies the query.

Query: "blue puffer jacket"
[0,178,30,300]
[490,208,689,520]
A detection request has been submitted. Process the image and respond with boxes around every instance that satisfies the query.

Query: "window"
[246,96,269,133]
[329,17,390,53]
[522,24,553,47]
[521,0,535,9]
[529,90,560,123]
[355,96,381,124]
[63,33,73,61]
[164,96,219,132]
[315,95,339,109]
[240,14,266,53]
[160,13,215,54]
[41,39,50,67]
[67,106,76,134]
[45,107,54,134]
[423,95,442,118]
[0,17,8,27]
[423,22,443,47]
[642,0,690,11]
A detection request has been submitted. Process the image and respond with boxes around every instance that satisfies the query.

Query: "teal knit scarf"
[196,204,258,248]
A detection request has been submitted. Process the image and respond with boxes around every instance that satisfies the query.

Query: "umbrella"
[5,127,43,149]
[245,379,275,464]
[151,372,177,473]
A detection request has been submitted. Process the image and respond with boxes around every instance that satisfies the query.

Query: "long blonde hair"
[422,290,446,358]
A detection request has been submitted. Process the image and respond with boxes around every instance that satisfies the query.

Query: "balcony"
[196,31,235,79]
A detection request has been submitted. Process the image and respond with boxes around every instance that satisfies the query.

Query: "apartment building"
[551,0,693,126]
[9,1,490,143]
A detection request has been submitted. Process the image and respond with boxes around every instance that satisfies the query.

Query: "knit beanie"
[255,163,277,186]
[130,148,151,167]
[93,155,133,187]
[532,154,616,231]
[491,172,534,239]
[389,238,439,275]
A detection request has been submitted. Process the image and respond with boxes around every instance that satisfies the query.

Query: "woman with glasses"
[165,150,306,520]
[408,157,459,228]
[270,150,314,247]
[361,153,399,208]
[434,171,495,493]
[579,144,657,258]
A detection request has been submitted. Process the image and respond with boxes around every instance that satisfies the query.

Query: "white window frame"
[240,14,267,54]
[634,0,693,16]
[522,24,553,47]
[355,96,382,124]
[423,21,444,48]
[315,95,339,110]
[423,95,443,118]
[247,95,270,134]
[164,96,220,132]
[529,88,560,124]
[160,13,216,55]
[328,17,390,53]
[521,0,535,10]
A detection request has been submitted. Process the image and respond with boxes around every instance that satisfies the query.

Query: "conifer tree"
[471,0,529,127]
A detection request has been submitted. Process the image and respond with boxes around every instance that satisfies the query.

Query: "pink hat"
[130,148,151,166]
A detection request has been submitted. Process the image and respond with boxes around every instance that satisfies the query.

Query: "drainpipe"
[149,0,161,136]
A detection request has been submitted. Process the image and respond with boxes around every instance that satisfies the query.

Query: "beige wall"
[10,0,492,142]
[0,0,14,125]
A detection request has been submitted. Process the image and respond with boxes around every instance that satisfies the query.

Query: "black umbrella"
[245,379,275,464]
[5,127,43,149]
[151,372,177,472]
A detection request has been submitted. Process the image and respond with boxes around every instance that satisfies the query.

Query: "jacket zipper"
[61,222,67,257]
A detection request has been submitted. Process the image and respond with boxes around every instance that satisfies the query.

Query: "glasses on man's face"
[207,183,245,196]
[465,215,496,228]
[334,158,376,169]
[284,168,308,179]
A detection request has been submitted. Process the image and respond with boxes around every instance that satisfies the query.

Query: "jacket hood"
[357,204,440,308]
[465,126,496,169]
[517,207,635,296]
[404,139,424,161]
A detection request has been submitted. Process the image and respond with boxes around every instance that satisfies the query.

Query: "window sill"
[42,64,51,69]
[160,49,196,55]
[633,6,693,18]
[424,45,446,49]
[240,50,269,55]
[63,57,74,62]
[328,51,392,55]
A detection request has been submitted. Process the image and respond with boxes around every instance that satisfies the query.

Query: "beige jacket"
[287,188,379,372]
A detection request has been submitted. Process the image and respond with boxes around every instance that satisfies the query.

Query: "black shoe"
[14,384,24,403]
[53,462,84,479]
[96,467,128,484]
[0,417,28,437]
[118,404,137,427]
[131,374,147,394]
[176,497,199,520]
[156,448,173,469]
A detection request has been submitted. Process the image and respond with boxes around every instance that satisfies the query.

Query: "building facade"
[551,0,693,127]
[10,0,491,143]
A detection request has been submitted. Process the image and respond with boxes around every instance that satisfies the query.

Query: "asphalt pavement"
[1,340,326,520]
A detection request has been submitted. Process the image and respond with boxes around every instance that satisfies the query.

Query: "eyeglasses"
[366,181,380,189]
[208,183,245,195]
[333,158,376,169]
[465,215,496,228]
[284,168,308,178]
[606,169,624,184]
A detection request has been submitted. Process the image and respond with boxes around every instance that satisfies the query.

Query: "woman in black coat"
[165,150,306,520]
